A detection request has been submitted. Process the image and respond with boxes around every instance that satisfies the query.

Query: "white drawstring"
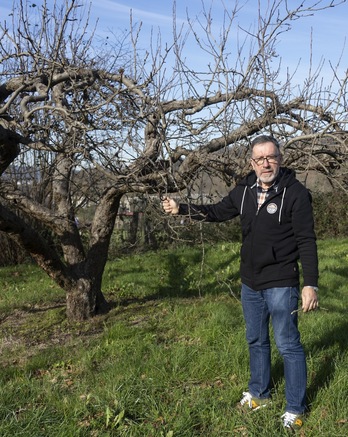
[278,187,286,223]
[240,186,248,214]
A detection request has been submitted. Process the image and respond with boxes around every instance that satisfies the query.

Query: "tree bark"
[0,188,122,321]
[66,278,109,321]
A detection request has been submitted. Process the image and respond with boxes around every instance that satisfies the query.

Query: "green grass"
[0,239,347,436]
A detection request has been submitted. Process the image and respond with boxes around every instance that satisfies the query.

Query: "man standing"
[162,135,319,431]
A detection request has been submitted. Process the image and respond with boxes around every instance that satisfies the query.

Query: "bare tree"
[0,0,347,320]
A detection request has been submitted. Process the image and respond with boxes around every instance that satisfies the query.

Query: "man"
[162,135,319,431]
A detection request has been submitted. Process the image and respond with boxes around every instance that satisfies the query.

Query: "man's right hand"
[162,197,179,215]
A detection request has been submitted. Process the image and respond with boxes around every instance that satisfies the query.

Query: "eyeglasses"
[251,155,280,165]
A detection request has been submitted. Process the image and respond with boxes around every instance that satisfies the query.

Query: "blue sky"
[1,0,347,83]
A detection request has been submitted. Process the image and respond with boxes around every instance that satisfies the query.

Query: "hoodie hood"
[239,167,299,224]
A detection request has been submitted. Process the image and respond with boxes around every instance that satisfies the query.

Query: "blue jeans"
[241,284,307,414]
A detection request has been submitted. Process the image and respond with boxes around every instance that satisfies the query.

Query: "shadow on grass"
[106,249,240,311]
[306,313,348,407]
[267,305,348,411]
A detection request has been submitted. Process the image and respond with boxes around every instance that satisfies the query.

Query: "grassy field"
[0,239,347,436]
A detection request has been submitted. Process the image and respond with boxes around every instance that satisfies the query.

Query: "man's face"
[250,142,282,188]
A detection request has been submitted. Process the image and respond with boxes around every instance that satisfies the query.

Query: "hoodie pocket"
[253,244,277,273]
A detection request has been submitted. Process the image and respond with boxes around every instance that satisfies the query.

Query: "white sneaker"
[238,391,270,411]
[281,411,304,430]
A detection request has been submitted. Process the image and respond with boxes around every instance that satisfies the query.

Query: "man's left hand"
[301,286,319,312]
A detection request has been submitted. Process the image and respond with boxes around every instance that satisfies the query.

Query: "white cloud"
[91,0,175,26]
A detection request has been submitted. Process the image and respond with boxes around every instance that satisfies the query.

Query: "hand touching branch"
[162,197,179,215]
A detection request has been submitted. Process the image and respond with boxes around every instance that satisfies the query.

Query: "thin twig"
[291,307,329,315]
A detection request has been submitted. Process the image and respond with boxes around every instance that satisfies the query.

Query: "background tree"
[0,0,347,321]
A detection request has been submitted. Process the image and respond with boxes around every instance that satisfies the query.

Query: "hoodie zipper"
[248,187,285,289]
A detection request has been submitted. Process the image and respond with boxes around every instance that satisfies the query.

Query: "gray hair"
[250,135,280,150]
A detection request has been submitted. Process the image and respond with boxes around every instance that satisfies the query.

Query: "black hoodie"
[179,167,318,290]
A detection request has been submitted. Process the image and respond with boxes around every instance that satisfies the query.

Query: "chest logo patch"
[267,203,278,214]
